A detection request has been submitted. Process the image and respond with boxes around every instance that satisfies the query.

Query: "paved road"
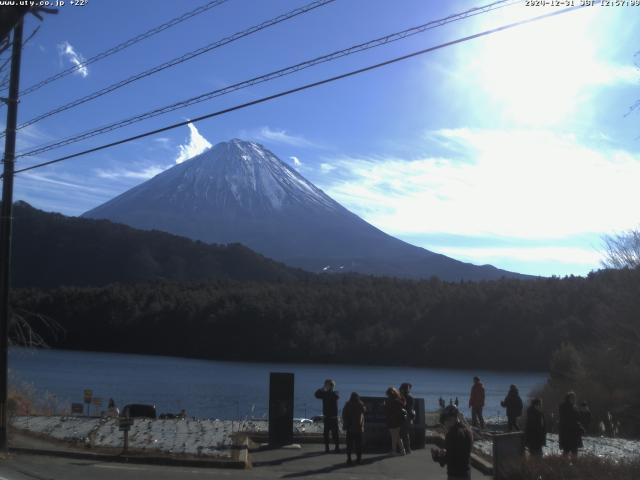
[0,444,489,480]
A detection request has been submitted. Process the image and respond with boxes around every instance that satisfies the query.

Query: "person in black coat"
[342,392,366,465]
[524,398,546,456]
[399,383,415,454]
[431,405,473,480]
[315,379,340,453]
[501,384,523,431]
[558,391,583,457]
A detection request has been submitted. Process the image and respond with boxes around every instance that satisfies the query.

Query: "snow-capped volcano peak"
[112,138,338,215]
[163,139,338,213]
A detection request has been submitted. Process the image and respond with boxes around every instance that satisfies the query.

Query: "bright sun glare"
[471,5,607,126]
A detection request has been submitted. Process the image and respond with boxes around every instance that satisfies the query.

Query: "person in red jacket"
[468,376,485,429]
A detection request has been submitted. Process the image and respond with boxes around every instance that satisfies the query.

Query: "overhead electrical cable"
[5,0,336,137]
[1,0,230,97]
[15,0,521,157]
[0,25,40,87]
[10,4,585,176]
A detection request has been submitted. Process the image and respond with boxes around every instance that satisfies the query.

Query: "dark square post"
[410,397,426,449]
[268,372,294,446]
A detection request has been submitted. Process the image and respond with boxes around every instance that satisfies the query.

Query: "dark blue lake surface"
[9,348,547,420]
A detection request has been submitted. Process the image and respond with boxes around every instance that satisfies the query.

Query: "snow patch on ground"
[12,416,102,443]
[472,433,640,461]
[11,416,323,457]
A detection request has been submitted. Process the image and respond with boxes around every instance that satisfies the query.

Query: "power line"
[0,25,39,86]
[1,0,230,97]
[6,0,336,136]
[12,4,585,176]
[16,0,520,158]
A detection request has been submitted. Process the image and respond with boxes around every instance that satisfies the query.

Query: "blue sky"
[4,0,640,277]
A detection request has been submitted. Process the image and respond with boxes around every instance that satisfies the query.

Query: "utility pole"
[0,17,24,453]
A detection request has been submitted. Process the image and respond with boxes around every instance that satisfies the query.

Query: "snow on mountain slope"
[113,139,337,214]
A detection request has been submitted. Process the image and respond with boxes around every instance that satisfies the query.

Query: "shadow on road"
[279,454,389,478]
[252,449,327,467]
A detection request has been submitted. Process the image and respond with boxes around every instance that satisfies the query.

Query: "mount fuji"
[83,139,525,281]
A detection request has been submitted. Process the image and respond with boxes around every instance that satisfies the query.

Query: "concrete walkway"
[1,444,489,480]
[248,444,488,479]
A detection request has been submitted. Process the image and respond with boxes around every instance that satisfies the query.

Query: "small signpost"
[92,397,102,414]
[361,396,390,450]
[493,432,525,480]
[118,417,134,453]
[83,389,93,416]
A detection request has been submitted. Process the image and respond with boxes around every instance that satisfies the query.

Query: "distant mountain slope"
[11,202,306,288]
[83,139,529,281]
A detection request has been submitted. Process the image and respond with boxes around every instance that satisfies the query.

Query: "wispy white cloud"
[434,246,603,267]
[252,126,319,148]
[20,171,118,196]
[15,171,122,215]
[154,137,171,146]
[591,63,639,86]
[15,124,52,152]
[95,165,167,180]
[320,162,335,173]
[175,123,212,164]
[320,128,640,240]
[289,156,302,168]
[57,41,88,78]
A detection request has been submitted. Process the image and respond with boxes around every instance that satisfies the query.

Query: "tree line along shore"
[10,264,640,438]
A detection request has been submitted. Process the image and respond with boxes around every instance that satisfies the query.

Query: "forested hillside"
[11,202,307,287]
[12,267,640,371]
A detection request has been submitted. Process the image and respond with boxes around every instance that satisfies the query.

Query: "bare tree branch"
[9,308,64,348]
[601,228,640,269]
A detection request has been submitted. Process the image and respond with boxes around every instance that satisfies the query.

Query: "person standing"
[577,400,591,448]
[384,387,406,456]
[577,401,591,432]
[468,376,485,429]
[399,383,415,454]
[106,398,119,417]
[315,379,340,453]
[431,405,473,480]
[524,398,546,457]
[501,384,523,431]
[342,392,366,465]
[558,391,583,457]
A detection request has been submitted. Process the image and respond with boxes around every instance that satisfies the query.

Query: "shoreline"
[10,346,549,375]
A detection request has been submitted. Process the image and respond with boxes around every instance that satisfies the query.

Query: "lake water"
[9,348,547,421]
